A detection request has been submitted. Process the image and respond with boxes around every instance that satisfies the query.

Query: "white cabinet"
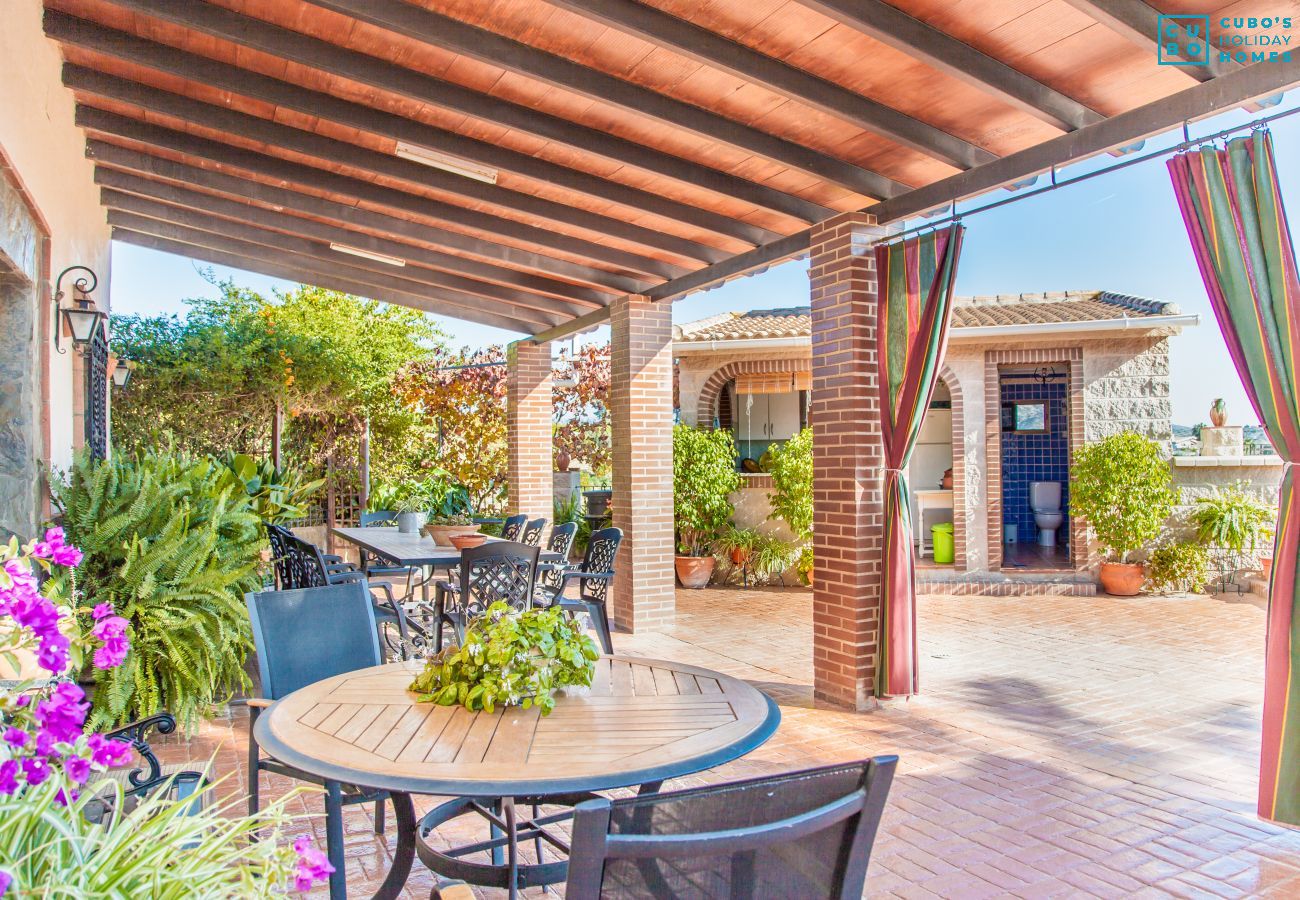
[732,388,806,462]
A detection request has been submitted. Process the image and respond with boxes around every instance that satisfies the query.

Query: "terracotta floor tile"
[145,586,1300,897]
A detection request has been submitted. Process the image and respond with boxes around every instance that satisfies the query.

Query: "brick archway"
[936,364,967,571]
[695,358,811,427]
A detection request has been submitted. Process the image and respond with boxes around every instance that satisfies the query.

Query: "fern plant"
[53,449,265,732]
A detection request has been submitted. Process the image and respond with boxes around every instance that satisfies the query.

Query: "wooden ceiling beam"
[94,170,608,307]
[88,143,645,296]
[76,105,686,281]
[799,0,1103,131]
[45,11,778,246]
[66,66,722,268]
[302,0,916,192]
[1060,0,1237,82]
[111,230,556,334]
[312,0,982,171]
[103,194,600,319]
[79,0,834,223]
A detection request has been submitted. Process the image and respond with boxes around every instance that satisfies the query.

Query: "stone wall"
[1168,456,1284,548]
[1081,335,1173,443]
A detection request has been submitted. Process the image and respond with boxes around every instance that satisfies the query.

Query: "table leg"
[372,792,416,900]
[325,781,347,900]
[503,797,519,900]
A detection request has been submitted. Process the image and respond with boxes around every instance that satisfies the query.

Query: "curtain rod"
[882,102,1300,244]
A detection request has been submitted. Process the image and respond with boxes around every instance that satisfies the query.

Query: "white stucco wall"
[0,0,112,469]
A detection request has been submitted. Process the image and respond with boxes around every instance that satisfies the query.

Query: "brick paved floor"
[156,587,1300,898]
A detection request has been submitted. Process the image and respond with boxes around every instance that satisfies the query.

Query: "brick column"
[506,339,552,522]
[610,294,675,632]
[810,211,891,710]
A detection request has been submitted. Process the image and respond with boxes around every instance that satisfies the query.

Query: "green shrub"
[714,525,797,585]
[216,451,323,525]
[1070,432,1177,563]
[766,428,813,541]
[673,425,741,556]
[1146,542,1210,593]
[53,449,264,731]
[1189,484,1275,554]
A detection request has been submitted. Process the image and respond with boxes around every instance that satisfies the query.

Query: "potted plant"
[715,525,797,585]
[796,545,815,587]
[391,483,431,534]
[1189,485,1275,581]
[424,511,481,546]
[673,425,741,588]
[1070,432,1178,596]
[409,602,599,714]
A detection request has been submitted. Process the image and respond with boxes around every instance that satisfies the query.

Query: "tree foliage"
[672,425,741,556]
[553,343,611,476]
[766,427,814,541]
[1070,432,1177,563]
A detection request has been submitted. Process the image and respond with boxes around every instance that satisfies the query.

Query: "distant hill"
[1171,423,1272,446]
[1172,424,1195,438]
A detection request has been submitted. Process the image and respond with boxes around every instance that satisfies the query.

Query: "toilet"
[1030,481,1063,547]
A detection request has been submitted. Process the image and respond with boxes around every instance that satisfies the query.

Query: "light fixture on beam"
[329,243,407,267]
[53,265,106,354]
[395,141,499,184]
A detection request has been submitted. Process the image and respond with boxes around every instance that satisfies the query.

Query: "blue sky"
[108,97,1300,426]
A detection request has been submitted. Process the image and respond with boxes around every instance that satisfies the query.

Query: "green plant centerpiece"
[409,602,599,715]
[672,424,741,588]
[1069,432,1178,596]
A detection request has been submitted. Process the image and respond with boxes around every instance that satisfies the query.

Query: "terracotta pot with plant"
[1070,432,1178,596]
[673,424,741,589]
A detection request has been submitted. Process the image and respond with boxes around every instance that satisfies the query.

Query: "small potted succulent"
[1070,432,1178,596]
[409,602,599,715]
[424,511,481,547]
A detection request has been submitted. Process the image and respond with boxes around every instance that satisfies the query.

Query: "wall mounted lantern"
[54,265,105,354]
[111,359,134,388]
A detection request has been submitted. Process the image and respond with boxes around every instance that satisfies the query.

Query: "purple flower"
[2,728,27,749]
[64,756,92,785]
[93,637,128,670]
[53,787,79,807]
[43,527,67,549]
[92,603,114,620]
[21,757,49,787]
[292,835,335,892]
[92,615,127,641]
[36,633,70,675]
[0,761,18,795]
[86,733,133,768]
[0,868,11,897]
[35,682,89,743]
[51,545,83,567]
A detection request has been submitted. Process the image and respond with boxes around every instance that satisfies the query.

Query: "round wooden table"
[254,656,780,898]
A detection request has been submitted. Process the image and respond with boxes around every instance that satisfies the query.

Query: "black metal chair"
[500,514,528,542]
[432,541,540,648]
[264,523,417,659]
[245,582,393,898]
[535,527,621,655]
[521,517,547,548]
[425,757,896,900]
[536,522,578,592]
[358,509,412,578]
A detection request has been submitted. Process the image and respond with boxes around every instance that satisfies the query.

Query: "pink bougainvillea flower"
[0,760,19,796]
[2,727,27,749]
[21,757,50,787]
[0,868,11,897]
[91,603,114,620]
[34,682,89,744]
[86,733,132,768]
[64,755,92,785]
[292,835,335,892]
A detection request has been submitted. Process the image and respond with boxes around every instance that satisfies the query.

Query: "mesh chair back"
[521,517,547,547]
[539,522,579,590]
[245,582,384,700]
[579,527,623,603]
[501,514,528,542]
[566,757,897,900]
[360,510,397,527]
[454,540,540,619]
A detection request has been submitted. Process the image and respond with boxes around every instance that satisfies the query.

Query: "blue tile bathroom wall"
[1000,378,1069,544]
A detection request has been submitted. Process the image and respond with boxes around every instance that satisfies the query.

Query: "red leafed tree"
[554,343,611,477]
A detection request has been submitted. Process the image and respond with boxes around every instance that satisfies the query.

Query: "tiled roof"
[674,291,1183,342]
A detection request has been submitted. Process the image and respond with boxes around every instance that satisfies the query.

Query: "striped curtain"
[1168,129,1300,825]
[875,223,965,697]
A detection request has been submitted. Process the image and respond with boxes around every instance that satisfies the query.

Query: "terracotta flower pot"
[449,533,487,551]
[1262,555,1275,580]
[424,523,482,546]
[1099,561,1145,596]
[729,548,751,566]
[675,555,715,589]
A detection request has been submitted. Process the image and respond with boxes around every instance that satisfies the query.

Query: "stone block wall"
[1168,457,1284,549]
[1081,336,1173,443]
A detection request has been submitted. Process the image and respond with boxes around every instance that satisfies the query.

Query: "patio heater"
[53,264,106,354]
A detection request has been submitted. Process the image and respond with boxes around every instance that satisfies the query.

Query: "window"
[1013,401,1047,433]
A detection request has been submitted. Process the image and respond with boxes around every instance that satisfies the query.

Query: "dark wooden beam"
[80,0,834,223]
[95,170,607,307]
[799,0,1103,131]
[528,306,614,343]
[88,142,645,295]
[110,227,560,332]
[644,232,811,302]
[76,105,686,281]
[103,195,598,319]
[66,67,723,269]
[545,0,992,167]
[312,0,982,171]
[1060,0,1236,82]
[869,60,1300,224]
[44,11,781,244]
[302,0,914,194]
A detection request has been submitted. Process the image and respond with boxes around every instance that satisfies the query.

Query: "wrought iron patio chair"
[535,522,578,594]
[535,527,621,655]
[80,712,213,824]
[245,582,393,897]
[432,757,898,900]
[521,517,547,547]
[264,523,419,659]
[432,541,540,648]
[500,514,528,542]
[357,509,413,578]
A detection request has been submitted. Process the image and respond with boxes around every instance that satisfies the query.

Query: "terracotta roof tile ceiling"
[674,291,1181,342]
